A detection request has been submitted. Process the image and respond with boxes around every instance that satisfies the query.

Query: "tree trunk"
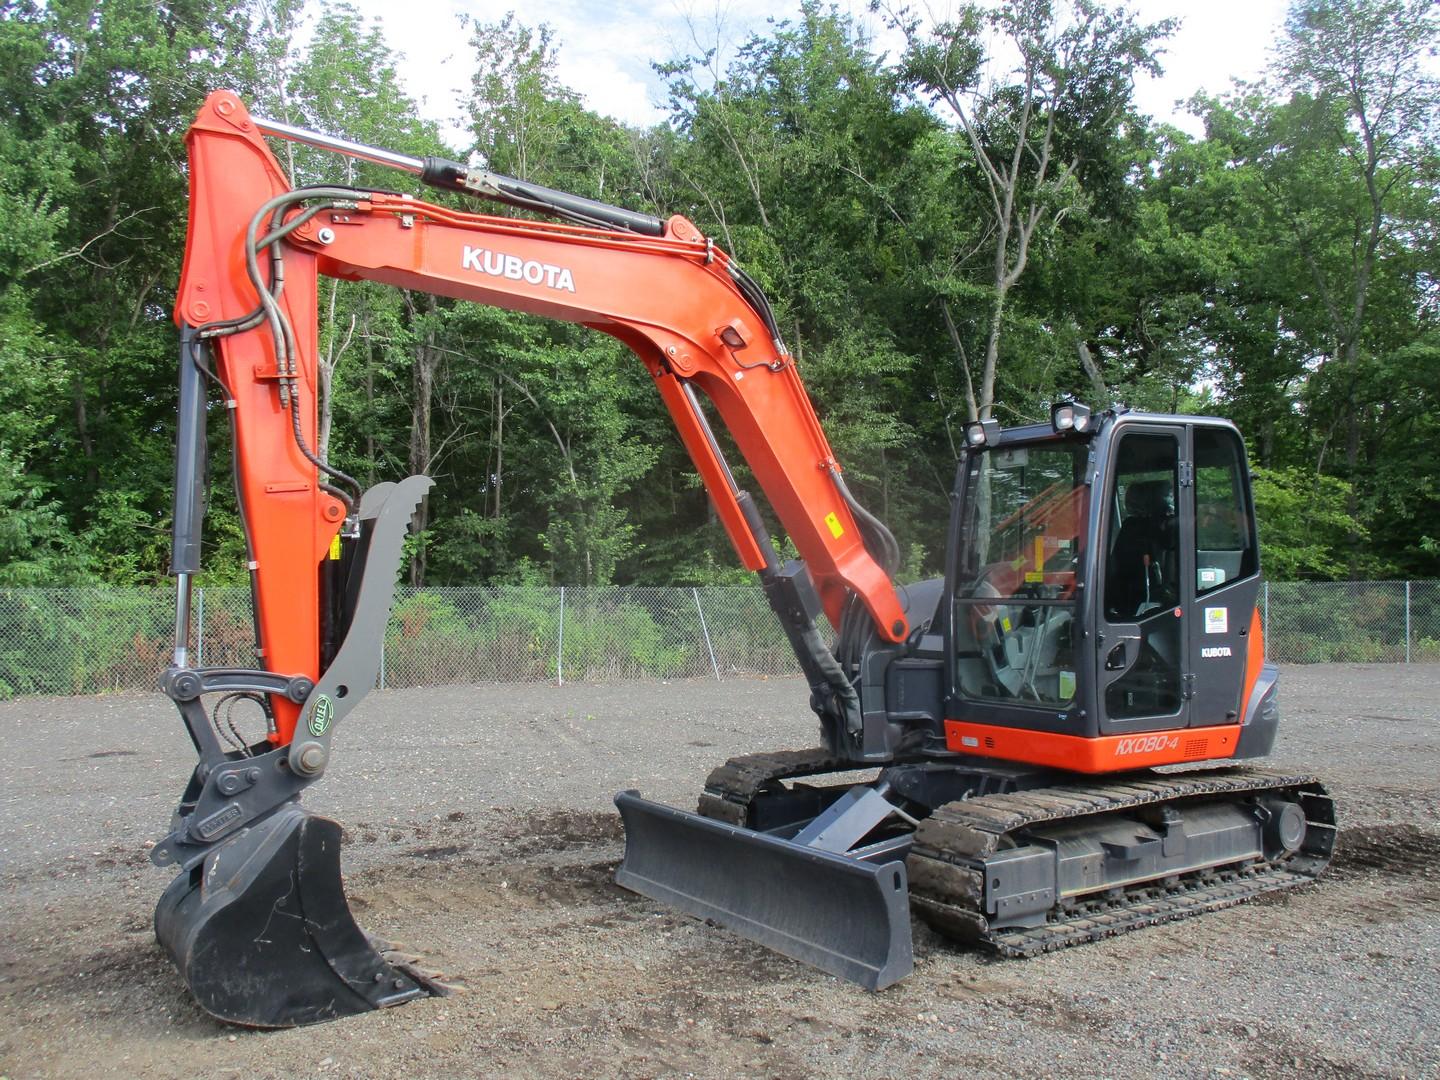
[980,285,1006,420]
[1073,330,1108,404]
[71,373,96,485]
[1344,406,1362,575]
[407,305,437,586]
[363,337,375,488]
[880,445,890,521]
[492,377,504,520]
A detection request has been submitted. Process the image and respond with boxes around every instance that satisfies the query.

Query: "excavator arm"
[152,91,911,1026]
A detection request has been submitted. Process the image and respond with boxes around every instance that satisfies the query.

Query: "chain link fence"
[1261,580,1440,664]
[0,580,1435,698]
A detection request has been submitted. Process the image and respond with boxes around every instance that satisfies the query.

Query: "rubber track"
[696,756,1335,956]
[696,748,848,825]
[908,766,1336,957]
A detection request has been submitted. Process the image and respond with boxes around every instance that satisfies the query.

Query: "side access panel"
[614,791,913,990]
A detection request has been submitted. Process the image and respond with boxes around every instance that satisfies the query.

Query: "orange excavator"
[152,92,1334,1027]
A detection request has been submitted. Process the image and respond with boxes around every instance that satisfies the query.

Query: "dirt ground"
[1,664,1437,1080]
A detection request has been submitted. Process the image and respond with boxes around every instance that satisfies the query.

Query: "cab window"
[1194,427,1257,594]
[953,442,1086,708]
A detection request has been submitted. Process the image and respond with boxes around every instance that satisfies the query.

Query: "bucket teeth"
[154,805,435,1028]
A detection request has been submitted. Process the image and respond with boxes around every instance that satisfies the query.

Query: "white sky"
[345,0,1293,146]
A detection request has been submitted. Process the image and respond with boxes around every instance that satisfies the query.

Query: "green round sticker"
[308,694,334,737]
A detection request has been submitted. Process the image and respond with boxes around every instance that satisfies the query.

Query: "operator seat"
[1107,478,1178,618]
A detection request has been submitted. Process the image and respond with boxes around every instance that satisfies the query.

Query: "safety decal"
[1058,671,1076,698]
[329,534,342,560]
[824,512,845,539]
[1204,607,1228,634]
[308,694,334,738]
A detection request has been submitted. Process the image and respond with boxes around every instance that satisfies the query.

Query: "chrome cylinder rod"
[253,115,424,175]
[251,113,668,237]
[681,382,742,498]
[173,572,194,668]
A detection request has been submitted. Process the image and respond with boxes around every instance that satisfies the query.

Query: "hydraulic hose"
[829,465,901,579]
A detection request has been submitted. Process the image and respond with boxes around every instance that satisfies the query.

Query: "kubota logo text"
[462,245,576,292]
[1115,734,1179,756]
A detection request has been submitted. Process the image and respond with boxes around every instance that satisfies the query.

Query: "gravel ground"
[0,664,1436,1080]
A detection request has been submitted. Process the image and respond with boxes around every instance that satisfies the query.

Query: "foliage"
[1250,466,1366,579]
[380,587,693,684]
[0,0,1435,591]
[0,588,171,695]
[890,0,1174,420]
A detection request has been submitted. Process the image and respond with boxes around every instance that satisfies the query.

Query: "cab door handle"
[1104,634,1141,671]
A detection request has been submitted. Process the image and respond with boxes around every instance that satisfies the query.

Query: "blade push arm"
[174,91,909,747]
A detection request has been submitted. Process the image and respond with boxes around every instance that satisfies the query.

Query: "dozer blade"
[613,790,913,990]
[154,804,433,1028]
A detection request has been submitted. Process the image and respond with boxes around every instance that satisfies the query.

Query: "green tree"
[1250,465,1366,578]
[0,0,260,583]
[1273,0,1438,568]
[658,3,955,567]
[890,0,1173,420]
[1145,0,1440,574]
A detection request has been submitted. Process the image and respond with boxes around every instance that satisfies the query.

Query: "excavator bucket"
[614,791,913,990]
[154,804,434,1028]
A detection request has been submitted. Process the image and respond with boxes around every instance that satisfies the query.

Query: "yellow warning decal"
[824,512,845,539]
[1034,535,1045,570]
[329,534,342,560]
[1025,571,1044,583]
[1001,615,1012,633]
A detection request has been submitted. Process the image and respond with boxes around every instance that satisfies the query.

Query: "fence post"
[557,586,565,686]
[379,635,386,689]
[1262,580,1269,659]
[693,588,721,681]
[195,586,205,666]
[1399,584,1411,668]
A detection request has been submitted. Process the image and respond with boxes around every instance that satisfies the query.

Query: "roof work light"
[1050,401,1093,434]
[963,418,1002,448]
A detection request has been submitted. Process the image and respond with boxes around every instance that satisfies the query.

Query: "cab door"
[1094,425,1191,734]
[1185,423,1261,727]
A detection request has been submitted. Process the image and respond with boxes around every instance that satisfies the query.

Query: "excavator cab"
[943,406,1270,759]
